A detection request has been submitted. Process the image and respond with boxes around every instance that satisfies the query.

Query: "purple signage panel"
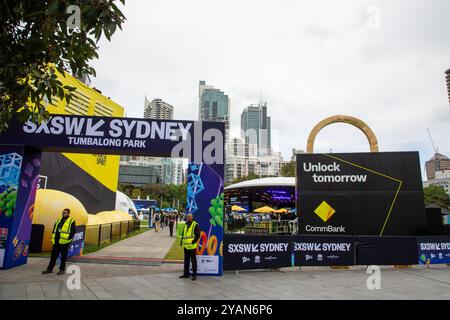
[0,146,41,269]
[187,163,224,276]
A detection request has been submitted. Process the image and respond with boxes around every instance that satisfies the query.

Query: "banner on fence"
[68,225,85,258]
[223,235,292,270]
[292,235,354,266]
[417,236,450,265]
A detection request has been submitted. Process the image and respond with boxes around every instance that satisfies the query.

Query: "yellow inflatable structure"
[33,189,133,251]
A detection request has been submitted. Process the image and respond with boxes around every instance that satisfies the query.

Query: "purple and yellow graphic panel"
[0,146,41,269]
[186,162,224,276]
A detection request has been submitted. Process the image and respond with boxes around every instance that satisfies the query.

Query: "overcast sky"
[91,0,450,178]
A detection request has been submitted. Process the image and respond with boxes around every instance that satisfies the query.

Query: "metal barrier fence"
[225,219,297,235]
[85,220,144,247]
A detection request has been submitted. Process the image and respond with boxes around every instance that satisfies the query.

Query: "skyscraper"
[118,96,183,186]
[144,96,174,120]
[198,81,230,142]
[446,68,450,106]
[241,101,271,156]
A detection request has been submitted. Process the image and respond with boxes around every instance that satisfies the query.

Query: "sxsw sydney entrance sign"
[296,152,426,236]
[0,115,225,274]
[3,115,224,163]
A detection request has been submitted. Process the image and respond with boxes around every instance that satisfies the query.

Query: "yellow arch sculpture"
[307,115,379,153]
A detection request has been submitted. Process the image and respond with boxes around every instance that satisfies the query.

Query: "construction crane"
[427,128,441,173]
[427,128,439,154]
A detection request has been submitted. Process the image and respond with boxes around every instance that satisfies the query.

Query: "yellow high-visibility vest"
[51,217,75,245]
[182,221,198,250]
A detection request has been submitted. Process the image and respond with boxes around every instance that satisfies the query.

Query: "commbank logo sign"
[314,201,335,222]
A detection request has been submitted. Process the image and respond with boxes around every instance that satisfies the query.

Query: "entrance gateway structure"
[0,115,225,275]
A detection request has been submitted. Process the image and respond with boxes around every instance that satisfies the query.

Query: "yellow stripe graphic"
[322,154,403,236]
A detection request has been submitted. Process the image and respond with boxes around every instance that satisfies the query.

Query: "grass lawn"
[29,227,150,257]
[164,237,184,261]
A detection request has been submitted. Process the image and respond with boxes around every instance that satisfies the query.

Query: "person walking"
[168,213,176,237]
[154,212,161,232]
[179,213,200,281]
[42,208,76,275]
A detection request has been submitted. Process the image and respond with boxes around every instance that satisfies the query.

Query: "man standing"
[168,213,176,237]
[42,208,76,275]
[179,213,200,281]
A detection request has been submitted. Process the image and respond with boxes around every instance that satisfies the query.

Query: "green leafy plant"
[0,187,18,218]
[209,193,224,227]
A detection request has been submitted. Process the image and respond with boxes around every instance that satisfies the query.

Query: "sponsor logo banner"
[292,235,354,266]
[417,236,450,265]
[68,225,85,258]
[296,152,426,236]
[224,235,292,270]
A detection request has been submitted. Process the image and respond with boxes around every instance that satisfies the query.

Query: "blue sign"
[68,225,85,258]
[418,236,450,265]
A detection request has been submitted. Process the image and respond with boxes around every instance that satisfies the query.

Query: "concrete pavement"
[86,226,177,259]
[0,260,449,299]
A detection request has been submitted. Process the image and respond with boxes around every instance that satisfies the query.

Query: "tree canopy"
[0,0,126,131]
[424,185,450,209]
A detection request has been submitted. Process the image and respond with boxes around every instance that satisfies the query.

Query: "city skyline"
[90,0,450,178]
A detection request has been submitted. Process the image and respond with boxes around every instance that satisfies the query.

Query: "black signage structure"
[223,234,292,270]
[296,152,426,236]
[292,235,354,266]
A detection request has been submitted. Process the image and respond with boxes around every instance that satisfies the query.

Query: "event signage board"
[0,116,225,273]
[223,234,292,270]
[0,116,224,162]
[67,225,85,258]
[292,235,354,266]
[296,152,426,236]
[0,145,41,269]
[187,163,224,275]
[417,236,450,265]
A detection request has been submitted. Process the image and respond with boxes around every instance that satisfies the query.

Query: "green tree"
[227,172,260,186]
[131,188,141,200]
[0,0,126,131]
[424,185,450,208]
[281,161,296,177]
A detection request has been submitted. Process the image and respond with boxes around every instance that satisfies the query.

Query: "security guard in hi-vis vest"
[179,213,200,281]
[42,208,76,275]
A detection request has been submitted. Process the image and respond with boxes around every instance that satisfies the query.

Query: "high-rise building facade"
[144,97,174,120]
[446,68,450,106]
[241,101,271,156]
[225,137,284,184]
[425,153,450,181]
[199,81,230,142]
[118,96,183,186]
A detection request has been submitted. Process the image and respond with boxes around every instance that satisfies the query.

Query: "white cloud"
[91,0,450,178]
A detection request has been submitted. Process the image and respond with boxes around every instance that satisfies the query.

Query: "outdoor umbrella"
[275,208,288,213]
[254,206,276,213]
[231,205,247,212]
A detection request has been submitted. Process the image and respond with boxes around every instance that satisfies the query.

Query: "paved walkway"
[0,261,449,299]
[86,227,176,259]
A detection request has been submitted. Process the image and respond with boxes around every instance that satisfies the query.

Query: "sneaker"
[192,276,197,281]
[179,275,189,279]
[41,270,52,275]
[57,270,65,275]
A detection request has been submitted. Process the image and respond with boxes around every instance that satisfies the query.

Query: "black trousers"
[47,243,69,272]
[169,222,174,237]
[183,248,197,277]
